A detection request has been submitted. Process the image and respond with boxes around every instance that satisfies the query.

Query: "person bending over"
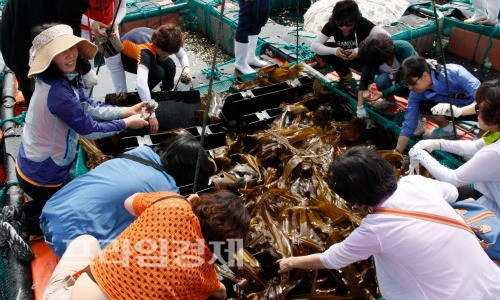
[42,190,250,299]
[356,34,418,116]
[107,24,193,133]
[409,79,500,216]
[277,146,500,299]
[38,134,210,258]
[395,56,480,153]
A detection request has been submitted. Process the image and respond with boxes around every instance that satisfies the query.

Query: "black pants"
[121,55,177,91]
[319,42,363,78]
[16,169,63,236]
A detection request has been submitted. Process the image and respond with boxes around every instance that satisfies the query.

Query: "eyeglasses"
[403,76,422,88]
[336,21,355,28]
[475,103,480,115]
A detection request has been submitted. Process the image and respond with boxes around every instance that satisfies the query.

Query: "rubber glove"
[431,103,462,117]
[82,69,98,89]
[412,140,441,153]
[356,105,367,118]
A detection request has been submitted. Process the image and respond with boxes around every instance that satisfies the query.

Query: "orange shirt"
[90,192,220,299]
[82,0,115,30]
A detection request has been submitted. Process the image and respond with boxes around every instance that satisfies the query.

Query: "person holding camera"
[106,24,192,133]
[310,0,389,90]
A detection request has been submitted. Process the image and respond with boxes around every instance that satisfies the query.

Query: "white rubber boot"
[234,41,255,74]
[480,0,499,25]
[105,53,128,93]
[247,35,268,68]
[464,0,488,23]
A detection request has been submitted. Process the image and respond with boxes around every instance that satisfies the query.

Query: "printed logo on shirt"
[337,40,356,50]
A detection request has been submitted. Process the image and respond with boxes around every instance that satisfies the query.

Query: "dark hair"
[329,0,362,26]
[358,34,395,66]
[476,79,500,126]
[32,23,65,80]
[400,56,441,84]
[327,147,397,206]
[152,24,184,54]
[155,134,210,188]
[191,190,250,255]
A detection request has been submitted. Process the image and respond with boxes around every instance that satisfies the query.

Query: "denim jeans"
[235,0,270,43]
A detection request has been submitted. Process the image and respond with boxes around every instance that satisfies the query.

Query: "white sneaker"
[477,19,498,26]
[464,15,487,24]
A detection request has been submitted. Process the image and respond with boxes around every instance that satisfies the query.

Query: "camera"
[343,49,352,56]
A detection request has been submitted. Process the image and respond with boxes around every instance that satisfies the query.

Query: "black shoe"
[337,78,358,93]
[0,221,34,262]
[1,205,23,223]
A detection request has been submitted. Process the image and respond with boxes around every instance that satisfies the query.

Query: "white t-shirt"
[379,57,401,74]
[320,175,500,300]
[411,138,500,216]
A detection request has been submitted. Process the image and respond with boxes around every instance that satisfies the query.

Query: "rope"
[0,111,27,128]
[431,0,458,139]
[295,0,299,63]
[266,41,316,62]
[192,0,227,193]
[480,28,498,67]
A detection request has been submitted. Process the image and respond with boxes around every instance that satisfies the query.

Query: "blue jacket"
[40,146,179,257]
[400,64,480,138]
[17,77,125,186]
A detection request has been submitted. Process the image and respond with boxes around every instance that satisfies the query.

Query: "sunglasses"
[475,103,480,115]
[336,21,356,27]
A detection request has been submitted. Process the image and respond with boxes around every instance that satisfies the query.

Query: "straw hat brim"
[28,35,98,78]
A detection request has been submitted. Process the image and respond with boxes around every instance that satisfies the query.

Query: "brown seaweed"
[209,90,386,299]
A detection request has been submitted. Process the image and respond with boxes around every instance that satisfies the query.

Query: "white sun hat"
[28,24,98,78]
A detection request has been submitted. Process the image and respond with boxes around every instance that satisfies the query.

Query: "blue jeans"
[235,0,270,43]
[375,73,392,91]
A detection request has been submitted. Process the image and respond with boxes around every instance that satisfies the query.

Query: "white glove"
[356,105,367,118]
[412,140,441,153]
[82,69,98,89]
[431,103,462,117]
[408,147,423,162]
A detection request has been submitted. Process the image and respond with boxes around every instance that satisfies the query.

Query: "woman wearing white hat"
[0,24,149,262]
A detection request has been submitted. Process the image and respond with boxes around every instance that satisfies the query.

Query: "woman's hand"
[123,102,147,117]
[275,257,296,274]
[149,116,159,133]
[124,114,148,129]
[91,21,108,38]
[180,69,193,84]
[346,50,358,60]
[336,48,348,60]
[369,90,383,101]
[131,102,147,115]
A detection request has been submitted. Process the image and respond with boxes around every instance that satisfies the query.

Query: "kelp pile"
[211,87,405,299]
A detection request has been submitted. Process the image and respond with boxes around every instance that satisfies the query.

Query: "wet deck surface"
[93,29,233,100]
